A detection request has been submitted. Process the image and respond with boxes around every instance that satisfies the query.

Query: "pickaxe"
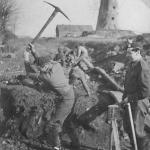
[31,1,70,44]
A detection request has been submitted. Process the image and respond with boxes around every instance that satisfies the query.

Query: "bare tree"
[0,0,17,48]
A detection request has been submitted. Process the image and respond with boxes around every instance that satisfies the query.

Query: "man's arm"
[94,67,124,92]
[27,43,39,63]
[24,50,39,73]
[82,57,94,69]
[138,61,150,98]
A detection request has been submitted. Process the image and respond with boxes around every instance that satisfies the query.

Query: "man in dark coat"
[122,47,150,149]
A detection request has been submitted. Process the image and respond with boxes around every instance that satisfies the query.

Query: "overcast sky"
[14,0,150,37]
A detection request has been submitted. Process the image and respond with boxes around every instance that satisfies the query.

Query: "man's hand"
[28,72,40,80]
[24,50,30,62]
[26,44,31,52]
[120,97,128,108]
[26,43,35,53]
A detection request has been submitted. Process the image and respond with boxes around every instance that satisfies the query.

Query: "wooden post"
[108,105,121,150]
[127,103,138,150]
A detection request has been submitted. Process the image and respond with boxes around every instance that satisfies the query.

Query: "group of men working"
[54,44,94,97]
[23,39,150,150]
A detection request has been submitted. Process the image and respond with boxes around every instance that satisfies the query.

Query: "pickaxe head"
[44,1,70,21]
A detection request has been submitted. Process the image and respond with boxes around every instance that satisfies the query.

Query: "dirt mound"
[0,75,118,150]
[0,43,124,150]
[0,84,57,139]
[0,84,55,118]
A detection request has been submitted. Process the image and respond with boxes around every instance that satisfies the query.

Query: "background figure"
[54,45,71,67]
[68,44,94,96]
[74,44,94,70]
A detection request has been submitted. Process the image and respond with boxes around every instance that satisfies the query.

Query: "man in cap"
[122,47,150,149]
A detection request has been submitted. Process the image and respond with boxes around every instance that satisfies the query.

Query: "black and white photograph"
[0,0,150,150]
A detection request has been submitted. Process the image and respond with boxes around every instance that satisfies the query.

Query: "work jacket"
[39,61,71,95]
[123,58,150,102]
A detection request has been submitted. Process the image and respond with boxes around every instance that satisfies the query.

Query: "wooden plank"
[112,120,121,150]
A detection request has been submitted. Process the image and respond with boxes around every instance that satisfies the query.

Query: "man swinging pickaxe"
[28,1,70,60]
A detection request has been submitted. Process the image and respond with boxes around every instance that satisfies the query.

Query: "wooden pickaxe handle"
[31,10,58,44]
[29,2,70,61]
[31,1,70,44]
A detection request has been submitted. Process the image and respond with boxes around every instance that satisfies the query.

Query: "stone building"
[56,25,93,38]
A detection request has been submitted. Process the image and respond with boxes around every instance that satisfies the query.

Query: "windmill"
[96,0,118,31]
[96,0,150,32]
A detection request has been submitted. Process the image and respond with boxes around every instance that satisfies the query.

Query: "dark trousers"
[123,98,150,149]
[25,61,75,147]
[51,87,75,125]
[50,87,75,147]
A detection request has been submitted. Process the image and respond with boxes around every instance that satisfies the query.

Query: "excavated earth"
[0,36,150,150]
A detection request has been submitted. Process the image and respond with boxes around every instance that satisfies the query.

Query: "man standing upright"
[122,47,150,150]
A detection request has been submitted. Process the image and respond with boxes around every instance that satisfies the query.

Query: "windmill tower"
[96,0,118,31]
